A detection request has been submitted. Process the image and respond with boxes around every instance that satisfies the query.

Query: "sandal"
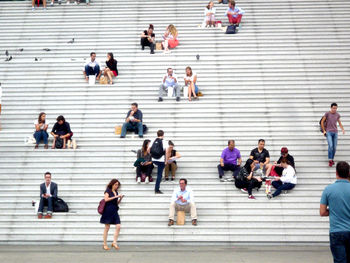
[103,245,110,250]
[111,243,119,250]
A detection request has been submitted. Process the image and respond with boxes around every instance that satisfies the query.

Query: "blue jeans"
[84,65,100,76]
[121,122,143,137]
[272,181,295,197]
[38,197,53,214]
[34,130,48,145]
[153,161,165,192]
[327,132,338,160]
[329,231,350,263]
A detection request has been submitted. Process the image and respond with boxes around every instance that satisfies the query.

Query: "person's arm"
[51,123,58,138]
[137,150,141,160]
[140,31,146,38]
[320,204,329,216]
[133,111,142,123]
[104,191,118,202]
[246,171,253,180]
[220,158,224,167]
[125,110,132,122]
[175,151,181,158]
[43,123,48,131]
[193,74,197,84]
[52,184,57,198]
[321,115,327,135]
[60,123,72,138]
[117,194,124,204]
[173,76,178,83]
[237,158,242,166]
[35,123,41,132]
[280,167,295,183]
[338,119,345,134]
[97,62,102,79]
[162,76,167,84]
[165,147,170,164]
[40,184,44,198]
[263,157,270,166]
[171,189,178,203]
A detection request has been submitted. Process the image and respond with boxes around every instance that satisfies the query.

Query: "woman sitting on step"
[104,53,118,85]
[204,1,216,28]
[235,159,262,200]
[135,139,154,184]
[34,112,49,149]
[184,66,199,101]
[162,24,179,53]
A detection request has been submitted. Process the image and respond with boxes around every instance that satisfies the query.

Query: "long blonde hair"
[168,24,178,37]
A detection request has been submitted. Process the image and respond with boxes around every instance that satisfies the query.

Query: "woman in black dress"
[235,159,262,199]
[103,52,118,85]
[101,179,124,250]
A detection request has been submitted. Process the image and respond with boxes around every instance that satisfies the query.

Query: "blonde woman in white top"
[184,66,198,101]
[162,24,179,53]
[204,1,216,27]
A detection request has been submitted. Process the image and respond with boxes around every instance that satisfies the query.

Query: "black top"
[51,122,72,135]
[277,154,295,169]
[250,147,270,163]
[126,109,143,122]
[143,30,155,38]
[106,59,118,75]
[236,167,250,181]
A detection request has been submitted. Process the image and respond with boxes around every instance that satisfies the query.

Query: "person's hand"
[96,76,100,80]
[323,131,327,136]
[342,129,345,135]
[256,177,262,182]
[60,135,65,139]
[130,111,135,116]
[253,160,259,164]
[275,177,281,181]
[178,195,183,200]
[54,135,58,138]
[85,76,89,82]
[220,163,224,167]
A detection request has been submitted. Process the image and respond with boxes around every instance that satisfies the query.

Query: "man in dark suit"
[38,172,57,219]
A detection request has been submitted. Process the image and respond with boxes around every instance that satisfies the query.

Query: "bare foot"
[51,145,55,149]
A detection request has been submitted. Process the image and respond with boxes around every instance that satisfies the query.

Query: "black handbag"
[53,197,69,212]
[226,25,236,34]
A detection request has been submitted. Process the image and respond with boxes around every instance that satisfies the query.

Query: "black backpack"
[53,197,69,212]
[150,138,164,159]
[319,115,327,133]
[55,137,64,149]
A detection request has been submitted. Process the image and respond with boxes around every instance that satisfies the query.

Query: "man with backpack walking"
[320,103,345,167]
[149,130,167,194]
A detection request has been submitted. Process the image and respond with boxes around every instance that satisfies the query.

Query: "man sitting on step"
[218,140,242,182]
[37,172,57,219]
[83,52,102,83]
[51,115,74,149]
[120,103,143,138]
[225,0,245,27]
[158,68,180,102]
[168,178,197,226]
[249,139,270,173]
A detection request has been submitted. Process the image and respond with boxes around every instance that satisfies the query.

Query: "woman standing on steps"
[104,52,118,85]
[101,179,124,250]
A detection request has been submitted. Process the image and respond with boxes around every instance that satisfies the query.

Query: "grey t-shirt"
[324,112,340,133]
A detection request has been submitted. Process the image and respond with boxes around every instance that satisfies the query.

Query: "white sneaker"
[67,140,72,148]
[137,177,141,184]
[72,139,77,149]
[74,1,77,4]
[145,177,149,184]
[66,1,70,4]
[50,2,53,5]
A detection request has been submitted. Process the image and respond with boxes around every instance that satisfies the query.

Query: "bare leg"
[113,224,121,244]
[32,0,35,7]
[190,82,197,98]
[43,0,46,8]
[103,224,110,246]
[265,163,273,177]
[62,138,66,149]
[107,71,113,84]
[51,137,56,149]
[188,85,192,101]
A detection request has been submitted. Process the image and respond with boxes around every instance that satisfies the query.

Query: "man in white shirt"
[38,172,58,219]
[168,178,197,226]
[83,52,102,82]
[158,68,180,102]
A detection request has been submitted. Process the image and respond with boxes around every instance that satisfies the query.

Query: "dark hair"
[44,171,51,177]
[38,112,46,124]
[258,139,265,144]
[206,1,212,9]
[167,68,173,72]
[336,161,350,179]
[230,0,236,7]
[107,52,114,61]
[168,140,175,146]
[280,157,291,165]
[107,179,121,190]
[179,178,187,184]
[56,115,65,123]
[90,52,96,56]
[131,103,138,108]
[244,159,254,174]
[149,24,154,30]
[142,139,151,152]
[228,140,235,145]
[331,103,338,108]
[157,130,164,137]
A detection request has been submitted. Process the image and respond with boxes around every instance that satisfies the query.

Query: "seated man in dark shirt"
[51,115,73,149]
[265,147,296,177]
[120,103,143,138]
[140,24,155,54]
[249,139,270,173]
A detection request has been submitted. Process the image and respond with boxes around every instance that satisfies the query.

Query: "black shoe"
[176,97,180,102]
[141,46,145,50]
[150,51,155,54]
[120,136,125,138]
[155,190,164,194]
[139,135,143,138]
[158,97,163,102]
[168,219,174,226]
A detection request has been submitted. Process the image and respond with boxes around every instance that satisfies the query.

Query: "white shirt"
[150,138,167,162]
[45,183,51,197]
[205,7,216,15]
[84,58,100,69]
[171,186,194,205]
[163,73,178,87]
[34,120,49,130]
[281,165,297,184]
[184,72,197,84]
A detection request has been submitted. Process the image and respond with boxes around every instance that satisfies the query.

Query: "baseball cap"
[281,147,288,154]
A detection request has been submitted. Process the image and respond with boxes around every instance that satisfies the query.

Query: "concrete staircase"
[0,0,349,244]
